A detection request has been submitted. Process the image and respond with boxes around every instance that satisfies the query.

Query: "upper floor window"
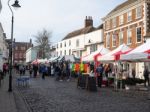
[21,47,25,50]
[15,46,18,50]
[119,31,124,45]
[64,50,66,55]
[76,39,79,47]
[127,11,132,22]
[60,51,62,56]
[136,6,142,19]
[112,34,117,47]
[106,20,110,30]
[119,15,124,25]
[15,53,18,58]
[64,42,66,47]
[127,29,132,44]
[112,17,116,28]
[60,43,62,48]
[90,44,97,54]
[69,40,71,46]
[106,34,110,48]
[69,49,71,55]
[136,27,142,43]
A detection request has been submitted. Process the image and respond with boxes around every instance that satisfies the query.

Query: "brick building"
[102,0,150,78]
[102,0,150,50]
[13,39,33,64]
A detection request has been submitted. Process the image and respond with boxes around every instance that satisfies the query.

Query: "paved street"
[14,75,150,112]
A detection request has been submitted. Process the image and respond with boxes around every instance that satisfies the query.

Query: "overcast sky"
[0,0,126,44]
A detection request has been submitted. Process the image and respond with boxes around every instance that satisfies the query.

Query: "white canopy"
[97,44,131,62]
[82,47,110,62]
[48,57,59,62]
[120,40,150,62]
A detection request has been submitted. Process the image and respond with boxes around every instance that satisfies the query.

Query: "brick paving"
[0,74,17,112]
[15,76,150,112]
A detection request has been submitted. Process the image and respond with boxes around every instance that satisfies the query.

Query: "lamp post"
[8,0,21,92]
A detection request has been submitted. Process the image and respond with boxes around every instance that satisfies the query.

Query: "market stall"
[97,44,132,89]
[120,40,150,61]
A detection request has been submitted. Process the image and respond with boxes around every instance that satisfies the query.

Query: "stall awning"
[120,40,150,62]
[97,44,131,62]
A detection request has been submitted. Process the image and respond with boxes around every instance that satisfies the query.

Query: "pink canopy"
[31,59,40,64]
[97,44,131,62]
[82,47,110,62]
[120,40,150,61]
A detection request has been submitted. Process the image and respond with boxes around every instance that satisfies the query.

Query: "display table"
[77,73,97,92]
[16,76,30,86]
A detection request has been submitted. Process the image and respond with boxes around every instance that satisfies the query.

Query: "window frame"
[112,34,117,47]
[119,15,124,25]
[76,39,79,47]
[127,11,132,22]
[127,29,132,45]
[136,6,142,19]
[106,33,110,48]
[119,31,124,45]
[136,27,142,43]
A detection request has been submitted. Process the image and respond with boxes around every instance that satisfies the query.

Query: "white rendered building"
[26,46,38,63]
[56,16,104,58]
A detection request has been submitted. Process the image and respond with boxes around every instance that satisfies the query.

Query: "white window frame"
[76,39,79,47]
[136,6,142,19]
[119,31,124,45]
[112,34,117,47]
[136,27,142,43]
[119,15,124,25]
[127,29,132,45]
[106,34,110,48]
[127,11,132,22]
[112,17,116,28]
[106,20,110,30]
[69,40,71,46]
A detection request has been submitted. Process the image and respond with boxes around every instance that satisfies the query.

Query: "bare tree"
[34,29,52,59]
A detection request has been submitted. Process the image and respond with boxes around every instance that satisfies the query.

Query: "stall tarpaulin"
[97,44,132,62]
[82,47,110,62]
[120,40,150,61]
[31,59,40,64]
[48,57,59,62]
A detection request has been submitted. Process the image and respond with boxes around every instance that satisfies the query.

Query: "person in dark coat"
[143,66,149,87]
[33,64,38,78]
[96,64,104,87]
[41,64,47,79]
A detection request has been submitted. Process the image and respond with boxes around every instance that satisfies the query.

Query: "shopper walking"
[143,66,149,87]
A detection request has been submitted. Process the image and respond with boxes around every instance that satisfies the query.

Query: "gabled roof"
[63,26,96,40]
[105,0,136,18]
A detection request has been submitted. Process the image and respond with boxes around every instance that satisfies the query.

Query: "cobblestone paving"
[16,77,150,112]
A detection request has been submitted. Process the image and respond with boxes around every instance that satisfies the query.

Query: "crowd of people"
[1,61,149,87]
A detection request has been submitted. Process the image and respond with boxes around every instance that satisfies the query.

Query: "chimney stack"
[85,16,93,27]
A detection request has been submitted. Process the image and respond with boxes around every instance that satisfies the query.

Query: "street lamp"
[8,0,21,92]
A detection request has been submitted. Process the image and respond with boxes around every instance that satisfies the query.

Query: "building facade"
[26,46,38,63]
[102,0,150,78]
[13,39,33,64]
[103,0,150,50]
[56,16,103,58]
